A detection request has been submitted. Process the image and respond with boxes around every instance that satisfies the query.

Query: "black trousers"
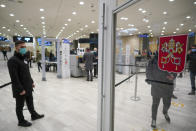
[3,55,8,61]
[15,94,36,123]
[152,96,171,120]
[37,62,42,72]
[28,59,32,68]
[94,63,98,77]
[86,69,93,81]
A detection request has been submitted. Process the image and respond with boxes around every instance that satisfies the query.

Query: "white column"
[62,42,70,78]
[98,0,117,131]
[33,37,36,58]
[41,37,46,81]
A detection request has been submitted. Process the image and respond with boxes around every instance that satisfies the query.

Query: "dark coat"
[146,56,176,97]
[83,52,95,70]
[187,50,196,73]
[7,52,34,98]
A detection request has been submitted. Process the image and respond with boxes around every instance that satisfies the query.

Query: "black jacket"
[7,52,34,98]
[146,56,176,97]
[187,50,196,73]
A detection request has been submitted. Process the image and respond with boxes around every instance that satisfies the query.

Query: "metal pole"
[57,40,62,78]
[131,67,140,101]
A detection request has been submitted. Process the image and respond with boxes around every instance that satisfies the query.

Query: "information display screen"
[13,36,33,43]
[37,38,52,46]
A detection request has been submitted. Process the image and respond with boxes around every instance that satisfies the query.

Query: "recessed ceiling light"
[138,8,143,11]
[142,10,146,13]
[194,1,196,4]
[62,27,65,29]
[189,29,192,32]
[91,32,94,34]
[68,18,71,22]
[42,22,45,24]
[149,30,152,32]
[176,28,179,31]
[76,30,79,33]
[72,12,76,15]
[128,24,134,27]
[162,27,166,30]
[138,32,141,34]
[40,8,44,12]
[64,24,68,26]
[0,4,6,7]
[43,26,45,28]
[41,16,45,19]
[9,13,14,16]
[80,28,83,31]
[163,11,167,15]
[85,25,88,28]
[186,16,191,19]
[173,32,176,34]
[7,29,10,32]
[164,21,168,25]
[79,1,84,5]
[162,30,165,33]
[147,26,151,28]
[91,21,95,24]
[2,26,6,29]
[180,23,184,26]
[20,25,23,27]
[120,28,124,30]
[24,28,27,30]
[16,20,20,23]
[169,0,175,2]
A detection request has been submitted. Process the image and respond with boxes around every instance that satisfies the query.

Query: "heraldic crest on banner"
[158,35,188,73]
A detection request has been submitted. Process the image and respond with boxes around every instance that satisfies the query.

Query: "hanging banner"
[158,34,188,73]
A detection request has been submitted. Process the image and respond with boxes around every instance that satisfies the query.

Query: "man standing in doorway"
[187,45,196,95]
[7,40,44,127]
[83,48,95,81]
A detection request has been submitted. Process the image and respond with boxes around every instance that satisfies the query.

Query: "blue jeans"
[190,72,196,91]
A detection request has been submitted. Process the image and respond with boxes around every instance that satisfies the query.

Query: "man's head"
[191,44,196,49]
[86,48,90,52]
[15,40,26,55]
[94,48,97,52]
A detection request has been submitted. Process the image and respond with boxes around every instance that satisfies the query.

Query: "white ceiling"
[0,0,196,41]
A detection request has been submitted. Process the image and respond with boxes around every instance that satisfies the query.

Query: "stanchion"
[130,67,140,101]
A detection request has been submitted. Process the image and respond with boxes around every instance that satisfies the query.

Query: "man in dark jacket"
[83,48,95,81]
[2,48,8,60]
[7,40,44,127]
[187,45,196,95]
[146,54,176,129]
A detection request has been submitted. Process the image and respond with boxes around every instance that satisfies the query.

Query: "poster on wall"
[158,34,188,73]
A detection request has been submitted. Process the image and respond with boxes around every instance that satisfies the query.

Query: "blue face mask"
[19,48,27,55]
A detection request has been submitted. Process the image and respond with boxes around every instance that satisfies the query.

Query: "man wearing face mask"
[7,40,44,127]
[187,45,196,95]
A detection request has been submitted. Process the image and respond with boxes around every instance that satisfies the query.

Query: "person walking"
[187,45,196,95]
[2,48,8,60]
[7,40,44,127]
[83,48,95,81]
[93,48,98,77]
[36,50,42,72]
[146,54,176,129]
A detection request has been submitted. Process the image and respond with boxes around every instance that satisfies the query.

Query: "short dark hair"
[191,44,196,48]
[15,40,25,46]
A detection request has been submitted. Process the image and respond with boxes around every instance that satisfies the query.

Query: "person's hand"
[32,83,35,88]
[20,90,26,95]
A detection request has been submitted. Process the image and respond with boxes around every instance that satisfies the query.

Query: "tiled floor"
[0,56,196,131]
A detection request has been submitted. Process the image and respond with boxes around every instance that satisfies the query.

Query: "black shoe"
[188,91,195,95]
[151,120,156,129]
[18,120,32,127]
[172,94,178,99]
[31,114,44,121]
[164,113,171,123]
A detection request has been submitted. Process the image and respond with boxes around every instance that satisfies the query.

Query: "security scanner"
[70,55,86,77]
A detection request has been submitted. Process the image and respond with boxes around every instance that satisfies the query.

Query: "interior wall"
[149,37,158,53]
[120,35,140,55]
[80,43,90,49]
